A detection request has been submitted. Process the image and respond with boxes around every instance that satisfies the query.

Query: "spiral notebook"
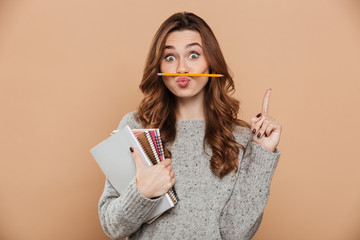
[132,130,179,205]
[90,125,179,223]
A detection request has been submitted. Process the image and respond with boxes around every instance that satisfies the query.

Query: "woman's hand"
[250,88,282,152]
[130,147,176,199]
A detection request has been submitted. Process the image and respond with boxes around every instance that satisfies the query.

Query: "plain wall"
[1,0,360,239]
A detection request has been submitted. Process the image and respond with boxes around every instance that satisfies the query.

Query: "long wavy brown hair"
[136,12,250,178]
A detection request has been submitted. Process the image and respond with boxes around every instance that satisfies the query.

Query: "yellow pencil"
[157,73,224,77]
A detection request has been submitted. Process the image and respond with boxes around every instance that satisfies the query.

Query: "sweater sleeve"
[98,111,163,239]
[98,178,163,239]
[219,136,280,240]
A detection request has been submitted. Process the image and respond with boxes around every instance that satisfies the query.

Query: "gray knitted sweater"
[98,111,280,240]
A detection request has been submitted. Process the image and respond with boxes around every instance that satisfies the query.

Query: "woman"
[99,12,281,240]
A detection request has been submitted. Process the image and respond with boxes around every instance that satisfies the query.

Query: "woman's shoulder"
[117,110,142,129]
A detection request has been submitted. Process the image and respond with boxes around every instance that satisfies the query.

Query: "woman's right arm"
[98,112,175,239]
[98,177,162,239]
[98,112,158,239]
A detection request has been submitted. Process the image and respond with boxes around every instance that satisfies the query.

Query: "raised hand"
[250,88,282,152]
[130,147,176,199]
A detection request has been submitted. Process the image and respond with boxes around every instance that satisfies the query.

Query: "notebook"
[132,130,179,205]
[90,125,178,223]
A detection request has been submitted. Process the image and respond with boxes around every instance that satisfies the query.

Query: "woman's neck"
[175,94,205,121]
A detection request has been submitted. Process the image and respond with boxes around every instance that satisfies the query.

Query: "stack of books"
[90,125,179,223]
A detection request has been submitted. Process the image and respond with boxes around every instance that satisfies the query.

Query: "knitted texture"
[98,112,280,240]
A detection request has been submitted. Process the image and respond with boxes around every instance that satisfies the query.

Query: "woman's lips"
[176,76,190,88]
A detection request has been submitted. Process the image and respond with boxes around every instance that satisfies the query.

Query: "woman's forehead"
[165,30,203,48]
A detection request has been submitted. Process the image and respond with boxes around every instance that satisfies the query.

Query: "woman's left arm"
[219,89,282,239]
[219,141,280,239]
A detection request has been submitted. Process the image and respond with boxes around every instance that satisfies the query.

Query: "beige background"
[1,0,360,239]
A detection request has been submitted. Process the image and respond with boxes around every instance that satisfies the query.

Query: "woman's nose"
[176,57,188,73]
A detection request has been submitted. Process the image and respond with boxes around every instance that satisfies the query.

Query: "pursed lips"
[176,76,190,87]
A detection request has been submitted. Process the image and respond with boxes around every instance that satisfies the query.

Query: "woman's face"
[160,30,209,100]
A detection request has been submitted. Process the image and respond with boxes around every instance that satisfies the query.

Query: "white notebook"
[90,125,175,223]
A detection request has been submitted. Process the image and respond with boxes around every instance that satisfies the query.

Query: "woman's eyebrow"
[186,42,202,49]
[164,42,202,50]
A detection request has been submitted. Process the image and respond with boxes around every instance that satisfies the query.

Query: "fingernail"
[252,129,256,134]
[256,113,262,118]
[257,133,261,138]
[130,147,134,153]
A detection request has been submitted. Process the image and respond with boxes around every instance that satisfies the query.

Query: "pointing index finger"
[262,88,272,115]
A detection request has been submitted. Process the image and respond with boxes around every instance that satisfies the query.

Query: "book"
[132,130,179,206]
[90,125,178,223]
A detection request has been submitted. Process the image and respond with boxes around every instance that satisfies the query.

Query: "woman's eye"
[189,53,199,59]
[165,55,175,62]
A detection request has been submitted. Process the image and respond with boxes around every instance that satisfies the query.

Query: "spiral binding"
[144,132,161,164]
[150,131,179,204]
[135,133,156,166]
[155,131,165,160]
[135,130,179,204]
